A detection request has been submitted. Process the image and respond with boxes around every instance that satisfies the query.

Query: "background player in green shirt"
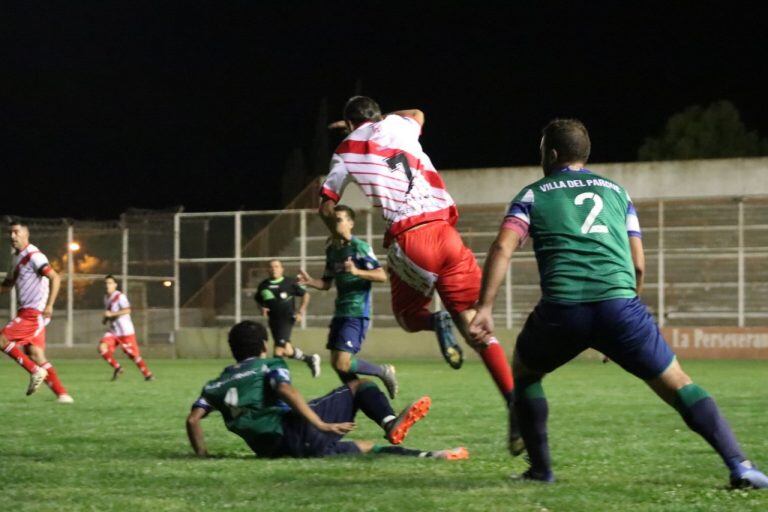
[298,205,398,399]
[255,259,320,377]
[470,119,767,488]
[185,320,468,460]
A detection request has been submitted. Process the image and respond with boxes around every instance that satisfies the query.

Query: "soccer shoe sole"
[386,396,431,445]
[307,354,321,378]
[381,364,398,399]
[26,368,48,396]
[434,312,463,370]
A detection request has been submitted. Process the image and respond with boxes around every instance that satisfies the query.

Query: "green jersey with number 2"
[505,169,641,303]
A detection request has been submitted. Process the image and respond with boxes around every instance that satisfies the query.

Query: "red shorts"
[387,221,481,317]
[100,333,140,356]
[2,308,47,348]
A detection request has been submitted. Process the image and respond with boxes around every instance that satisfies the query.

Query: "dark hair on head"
[8,217,27,228]
[343,96,383,125]
[334,204,355,221]
[542,119,591,166]
[104,274,118,283]
[228,321,268,362]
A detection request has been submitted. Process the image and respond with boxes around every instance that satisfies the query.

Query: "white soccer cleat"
[56,394,74,404]
[26,368,48,396]
[307,354,321,378]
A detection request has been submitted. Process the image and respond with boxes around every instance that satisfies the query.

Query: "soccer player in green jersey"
[470,119,768,488]
[298,205,399,399]
[186,320,468,460]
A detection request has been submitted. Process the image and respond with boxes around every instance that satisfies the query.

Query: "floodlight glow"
[162,280,173,287]
[68,242,81,252]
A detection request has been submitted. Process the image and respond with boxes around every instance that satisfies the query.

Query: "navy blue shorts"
[515,297,675,380]
[278,385,361,457]
[326,317,369,354]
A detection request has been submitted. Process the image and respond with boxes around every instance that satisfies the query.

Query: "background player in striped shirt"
[298,205,398,399]
[0,219,72,402]
[321,97,519,451]
[186,320,467,460]
[98,275,154,381]
[470,119,768,488]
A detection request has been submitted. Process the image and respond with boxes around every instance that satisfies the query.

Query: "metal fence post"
[300,210,307,329]
[737,199,745,327]
[234,212,242,324]
[66,224,74,347]
[657,200,665,327]
[173,213,180,332]
[122,226,129,293]
[365,210,374,328]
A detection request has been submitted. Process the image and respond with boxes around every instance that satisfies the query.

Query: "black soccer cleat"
[111,366,124,381]
[508,393,525,457]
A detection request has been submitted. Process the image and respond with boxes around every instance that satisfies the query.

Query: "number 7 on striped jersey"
[385,153,414,193]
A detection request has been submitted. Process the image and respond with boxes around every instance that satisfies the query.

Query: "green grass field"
[1,358,767,511]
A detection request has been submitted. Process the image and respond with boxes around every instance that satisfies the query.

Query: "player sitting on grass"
[186,320,468,460]
[297,205,398,399]
[470,118,768,489]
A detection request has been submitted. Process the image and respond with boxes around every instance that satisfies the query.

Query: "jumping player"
[0,219,72,402]
[98,275,154,381]
[255,259,321,377]
[186,320,468,460]
[298,205,398,399]
[321,97,520,452]
[469,118,768,488]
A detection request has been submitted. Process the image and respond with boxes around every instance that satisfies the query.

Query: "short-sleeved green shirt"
[504,169,642,303]
[322,237,381,317]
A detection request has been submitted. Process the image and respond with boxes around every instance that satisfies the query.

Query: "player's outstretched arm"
[319,199,338,234]
[470,228,521,342]
[276,382,355,435]
[297,269,332,291]
[629,236,645,295]
[388,109,425,127]
[186,407,210,457]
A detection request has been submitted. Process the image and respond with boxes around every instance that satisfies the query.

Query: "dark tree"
[638,101,768,161]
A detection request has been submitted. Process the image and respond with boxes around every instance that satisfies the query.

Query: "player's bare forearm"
[629,237,645,294]
[106,308,131,319]
[478,229,520,308]
[319,199,337,234]
[45,269,61,311]
[186,408,209,456]
[351,267,387,283]
[277,383,325,430]
[388,109,425,127]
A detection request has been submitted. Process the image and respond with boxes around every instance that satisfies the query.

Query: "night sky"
[3,2,766,219]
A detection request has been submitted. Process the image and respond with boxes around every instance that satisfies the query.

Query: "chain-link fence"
[0,210,176,347]
[175,196,768,330]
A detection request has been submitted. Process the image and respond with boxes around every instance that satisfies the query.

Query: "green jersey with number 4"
[505,169,642,303]
[194,357,292,456]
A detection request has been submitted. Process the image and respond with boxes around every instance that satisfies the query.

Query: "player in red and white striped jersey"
[0,219,72,402]
[320,97,520,453]
[98,275,154,381]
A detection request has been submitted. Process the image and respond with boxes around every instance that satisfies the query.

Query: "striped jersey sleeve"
[501,188,534,244]
[625,192,642,238]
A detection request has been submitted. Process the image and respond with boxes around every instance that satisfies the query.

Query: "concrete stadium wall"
[339,157,768,209]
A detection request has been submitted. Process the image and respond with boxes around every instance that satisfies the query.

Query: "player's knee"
[332,358,351,372]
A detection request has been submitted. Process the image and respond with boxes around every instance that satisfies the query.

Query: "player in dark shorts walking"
[256,259,320,377]
[186,320,468,460]
[470,118,768,489]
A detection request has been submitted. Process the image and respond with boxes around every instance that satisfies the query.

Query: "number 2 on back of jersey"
[574,192,608,234]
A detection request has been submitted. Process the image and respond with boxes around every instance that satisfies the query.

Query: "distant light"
[68,242,81,252]
[162,280,173,287]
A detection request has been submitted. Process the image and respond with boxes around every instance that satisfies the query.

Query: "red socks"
[100,349,121,369]
[132,356,152,378]
[477,338,515,401]
[40,362,67,396]
[3,342,40,374]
